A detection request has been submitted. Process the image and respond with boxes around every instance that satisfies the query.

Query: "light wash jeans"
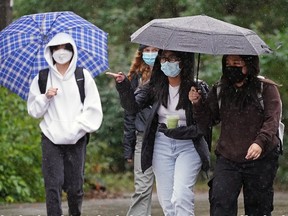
[127,134,154,216]
[153,131,202,216]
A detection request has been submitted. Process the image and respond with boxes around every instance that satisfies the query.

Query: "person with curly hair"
[124,45,159,216]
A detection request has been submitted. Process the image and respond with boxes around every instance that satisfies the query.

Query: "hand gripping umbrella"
[0,11,109,100]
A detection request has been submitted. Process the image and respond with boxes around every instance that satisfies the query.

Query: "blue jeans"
[152,132,202,216]
[127,133,154,216]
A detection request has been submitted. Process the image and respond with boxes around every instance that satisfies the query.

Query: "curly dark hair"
[127,49,153,85]
[150,50,195,110]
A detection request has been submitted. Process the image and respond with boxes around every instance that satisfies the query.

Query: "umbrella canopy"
[131,15,272,55]
[0,11,109,100]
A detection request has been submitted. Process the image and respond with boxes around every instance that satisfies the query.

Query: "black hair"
[50,43,74,64]
[150,50,195,110]
[50,43,74,53]
[220,55,262,111]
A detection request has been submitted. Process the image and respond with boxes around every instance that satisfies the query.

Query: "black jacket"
[123,107,151,159]
[117,78,210,172]
[122,75,152,160]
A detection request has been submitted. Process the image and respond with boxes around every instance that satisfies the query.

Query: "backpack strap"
[75,67,85,104]
[38,68,49,94]
[38,67,85,103]
[216,84,221,109]
[257,76,264,110]
[257,76,284,154]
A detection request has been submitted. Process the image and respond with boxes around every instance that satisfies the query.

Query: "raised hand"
[46,87,58,99]
[106,72,125,83]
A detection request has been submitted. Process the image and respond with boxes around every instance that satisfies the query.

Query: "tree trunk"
[0,0,12,31]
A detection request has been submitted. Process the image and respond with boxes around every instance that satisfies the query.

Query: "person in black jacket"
[112,50,210,216]
[123,45,159,216]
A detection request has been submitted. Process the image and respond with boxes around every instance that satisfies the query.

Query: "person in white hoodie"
[27,32,103,216]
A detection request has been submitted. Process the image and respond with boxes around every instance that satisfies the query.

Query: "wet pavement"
[0,192,287,216]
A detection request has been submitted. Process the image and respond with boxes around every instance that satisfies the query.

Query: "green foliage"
[0,87,44,202]
[261,28,288,187]
[92,75,126,172]
[188,0,288,33]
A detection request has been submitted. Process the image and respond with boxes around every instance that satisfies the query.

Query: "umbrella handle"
[196,53,201,84]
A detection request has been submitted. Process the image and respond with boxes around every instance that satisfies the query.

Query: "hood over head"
[44,32,78,79]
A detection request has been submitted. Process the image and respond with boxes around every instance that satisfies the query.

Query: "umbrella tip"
[261,44,273,54]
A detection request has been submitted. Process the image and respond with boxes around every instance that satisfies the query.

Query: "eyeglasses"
[159,55,180,63]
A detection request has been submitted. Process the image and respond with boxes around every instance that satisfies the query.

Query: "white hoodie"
[27,32,103,144]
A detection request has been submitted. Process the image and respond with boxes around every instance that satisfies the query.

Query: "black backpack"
[38,67,85,103]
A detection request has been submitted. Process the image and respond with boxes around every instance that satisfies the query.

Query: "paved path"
[0,192,287,216]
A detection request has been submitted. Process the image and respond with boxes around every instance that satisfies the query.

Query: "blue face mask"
[161,62,181,77]
[142,52,158,66]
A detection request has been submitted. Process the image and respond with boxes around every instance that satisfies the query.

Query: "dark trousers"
[209,150,279,216]
[41,134,88,216]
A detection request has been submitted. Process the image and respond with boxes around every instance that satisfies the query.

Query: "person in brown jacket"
[189,54,281,216]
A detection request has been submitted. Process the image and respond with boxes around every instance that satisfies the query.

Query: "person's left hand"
[245,143,262,160]
[106,72,125,83]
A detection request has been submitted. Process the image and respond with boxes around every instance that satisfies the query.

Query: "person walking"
[189,54,281,216]
[112,49,210,216]
[123,45,159,216]
[27,32,103,216]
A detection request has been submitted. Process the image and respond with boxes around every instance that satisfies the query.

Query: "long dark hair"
[150,50,195,110]
[219,55,262,110]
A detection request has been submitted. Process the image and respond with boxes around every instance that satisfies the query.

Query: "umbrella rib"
[40,13,46,36]
[164,25,176,50]
[204,18,216,54]
[240,31,264,55]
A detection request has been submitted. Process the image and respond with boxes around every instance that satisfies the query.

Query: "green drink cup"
[166,115,179,129]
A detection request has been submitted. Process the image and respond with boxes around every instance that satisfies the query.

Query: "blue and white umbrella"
[0,11,109,100]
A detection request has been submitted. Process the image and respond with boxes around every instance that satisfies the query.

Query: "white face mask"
[142,52,158,66]
[161,62,181,77]
[52,48,73,64]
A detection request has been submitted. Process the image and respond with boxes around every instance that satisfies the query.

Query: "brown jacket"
[193,80,281,162]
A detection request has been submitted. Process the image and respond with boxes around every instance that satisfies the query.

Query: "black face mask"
[223,66,246,84]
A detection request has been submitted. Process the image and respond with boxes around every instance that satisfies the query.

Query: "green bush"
[0,87,45,203]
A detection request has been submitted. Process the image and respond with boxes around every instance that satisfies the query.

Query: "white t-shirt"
[157,84,186,127]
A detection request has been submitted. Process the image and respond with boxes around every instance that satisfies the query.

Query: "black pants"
[209,150,279,216]
[41,134,88,216]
